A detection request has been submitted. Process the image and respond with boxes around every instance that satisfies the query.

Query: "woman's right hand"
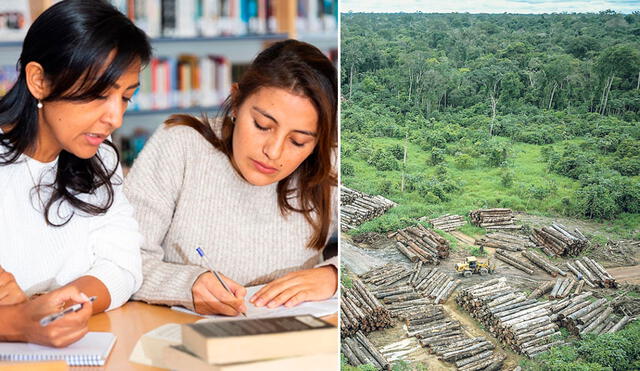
[18,286,92,347]
[191,272,247,316]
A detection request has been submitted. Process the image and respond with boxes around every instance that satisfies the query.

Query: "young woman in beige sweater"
[125,40,337,315]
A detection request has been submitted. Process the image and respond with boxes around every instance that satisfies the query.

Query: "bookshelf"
[0,0,337,165]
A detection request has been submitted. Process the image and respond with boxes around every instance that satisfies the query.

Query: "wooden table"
[83,301,338,370]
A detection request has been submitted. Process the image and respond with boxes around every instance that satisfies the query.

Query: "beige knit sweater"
[124,122,337,310]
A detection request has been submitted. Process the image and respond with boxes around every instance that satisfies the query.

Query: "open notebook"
[172,284,338,320]
[0,332,116,366]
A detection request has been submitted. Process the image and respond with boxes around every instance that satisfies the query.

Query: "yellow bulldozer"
[455,256,494,277]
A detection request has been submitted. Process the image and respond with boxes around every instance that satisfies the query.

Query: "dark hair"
[0,0,151,225]
[166,39,337,250]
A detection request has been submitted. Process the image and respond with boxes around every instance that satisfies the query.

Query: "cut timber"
[469,208,519,230]
[340,186,396,231]
[522,250,566,277]
[495,250,535,274]
[428,214,466,232]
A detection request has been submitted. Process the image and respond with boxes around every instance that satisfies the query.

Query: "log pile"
[391,225,450,264]
[469,208,519,230]
[403,303,505,370]
[433,337,505,371]
[456,278,565,357]
[413,268,460,304]
[360,263,412,289]
[565,257,617,288]
[521,250,567,277]
[548,277,577,300]
[530,223,588,257]
[341,277,392,337]
[494,250,535,275]
[428,214,466,232]
[342,331,391,370]
[340,186,396,231]
[550,294,633,337]
[475,232,535,252]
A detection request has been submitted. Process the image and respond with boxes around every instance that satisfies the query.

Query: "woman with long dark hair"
[0,0,152,335]
[126,39,337,315]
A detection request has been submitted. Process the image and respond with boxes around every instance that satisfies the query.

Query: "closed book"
[164,344,337,371]
[181,315,337,364]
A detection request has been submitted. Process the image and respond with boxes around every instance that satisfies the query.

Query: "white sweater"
[0,142,143,310]
[125,123,337,310]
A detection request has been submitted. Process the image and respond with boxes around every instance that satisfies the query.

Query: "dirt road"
[608,265,640,284]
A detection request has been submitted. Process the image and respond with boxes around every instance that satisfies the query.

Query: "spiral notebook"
[0,332,116,366]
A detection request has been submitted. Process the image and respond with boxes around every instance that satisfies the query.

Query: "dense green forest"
[341,12,640,237]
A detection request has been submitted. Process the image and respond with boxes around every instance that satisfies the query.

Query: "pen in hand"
[39,296,97,327]
[196,247,247,317]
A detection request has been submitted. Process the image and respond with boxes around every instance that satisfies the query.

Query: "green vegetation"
[521,320,640,370]
[341,12,640,238]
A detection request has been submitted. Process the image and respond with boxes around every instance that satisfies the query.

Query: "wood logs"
[428,214,466,232]
[494,250,535,275]
[469,208,520,230]
[566,257,617,288]
[530,222,588,257]
[340,186,396,231]
[521,250,567,277]
[360,263,412,289]
[476,232,535,252]
[413,268,459,304]
[341,277,392,337]
[528,280,555,299]
[342,331,391,370]
[548,277,576,299]
[392,224,450,264]
[456,278,565,357]
[551,293,631,337]
[403,301,504,370]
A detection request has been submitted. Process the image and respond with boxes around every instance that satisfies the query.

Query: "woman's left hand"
[0,267,28,305]
[250,266,337,308]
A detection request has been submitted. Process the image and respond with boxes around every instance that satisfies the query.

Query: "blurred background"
[0,0,337,168]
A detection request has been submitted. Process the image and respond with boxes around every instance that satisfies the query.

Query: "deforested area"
[340,9,640,371]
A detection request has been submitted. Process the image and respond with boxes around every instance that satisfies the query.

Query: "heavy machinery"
[455,256,494,277]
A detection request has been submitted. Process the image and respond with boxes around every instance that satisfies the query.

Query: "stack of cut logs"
[521,250,567,277]
[391,225,450,264]
[456,278,565,358]
[404,302,505,370]
[548,277,578,299]
[342,331,390,370]
[475,232,535,252]
[494,250,536,275]
[428,214,466,232]
[469,208,519,230]
[413,267,460,304]
[565,257,617,288]
[432,337,505,371]
[340,186,396,231]
[530,223,589,256]
[360,263,412,289]
[550,293,632,337]
[340,277,392,337]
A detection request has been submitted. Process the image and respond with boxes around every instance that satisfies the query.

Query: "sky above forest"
[341,0,640,14]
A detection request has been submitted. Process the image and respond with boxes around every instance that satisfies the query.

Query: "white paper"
[171,285,338,321]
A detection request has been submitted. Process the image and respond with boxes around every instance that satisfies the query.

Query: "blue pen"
[196,247,247,317]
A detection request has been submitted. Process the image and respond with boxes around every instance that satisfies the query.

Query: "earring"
[37,100,43,109]
[231,116,236,124]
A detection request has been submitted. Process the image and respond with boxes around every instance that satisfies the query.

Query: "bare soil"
[342,214,640,369]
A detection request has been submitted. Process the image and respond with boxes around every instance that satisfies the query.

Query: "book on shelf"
[129,53,231,112]
[181,315,337,365]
